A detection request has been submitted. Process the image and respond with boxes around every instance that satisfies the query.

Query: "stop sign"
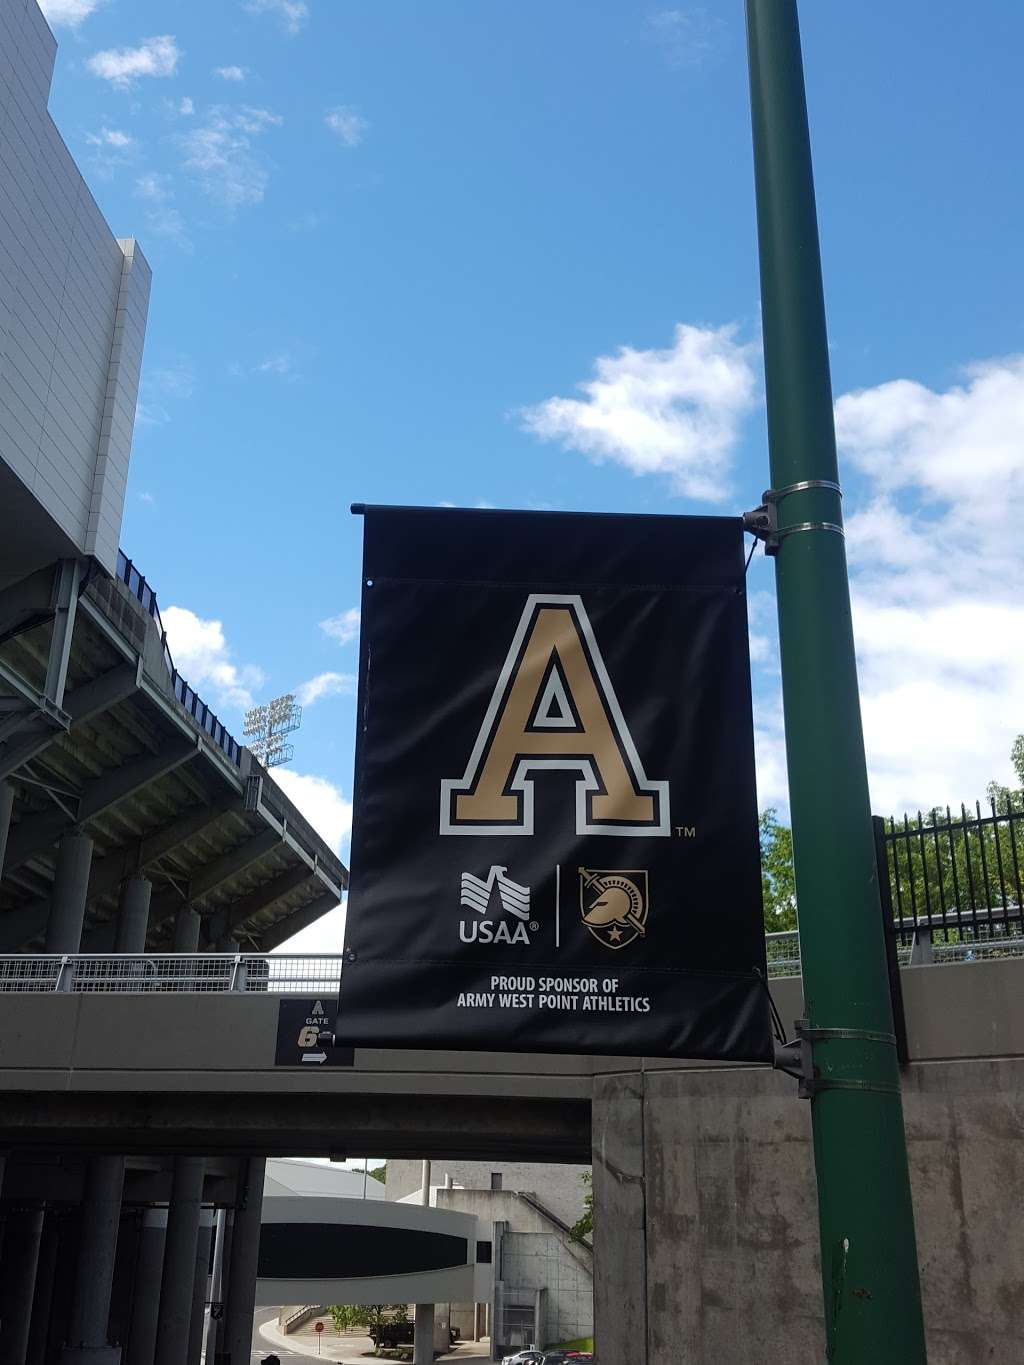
[315,1321,324,1333]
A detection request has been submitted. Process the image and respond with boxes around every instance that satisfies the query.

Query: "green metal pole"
[744,4,928,1362]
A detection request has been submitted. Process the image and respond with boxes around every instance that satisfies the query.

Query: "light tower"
[242,693,302,769]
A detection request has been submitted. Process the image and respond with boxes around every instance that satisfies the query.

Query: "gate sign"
[337,507,771,1063]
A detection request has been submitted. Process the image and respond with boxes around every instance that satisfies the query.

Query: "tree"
[329,1305,362,1333]
[569,1171,593,1244]
[760,809,797,931]
[328,1304,409,1334]
[367,1164,387,1185]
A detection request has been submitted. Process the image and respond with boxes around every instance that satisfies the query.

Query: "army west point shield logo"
[579,867,649,949]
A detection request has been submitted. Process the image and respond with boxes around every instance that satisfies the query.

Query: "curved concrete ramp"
[256,1194,491,1308]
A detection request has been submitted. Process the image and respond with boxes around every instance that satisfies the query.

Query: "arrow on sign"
[301,1050,327,1064]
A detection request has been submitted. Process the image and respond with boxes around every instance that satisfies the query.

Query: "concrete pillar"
[172,908,200,953]
[45,830,94,954]
[124,1211,165,1365]
[25,1212,60,1365]
[222,1159,265,1364]
[0,1207,44,1365]
[420,1159,431,1205]
[61,1154,125,1364]
[114,878,151,953]
[153,1159,204,1365]
[0,780,13,877]
[214,935,238,954]
[186,1213,213,1365]
[413,1304,434,1365]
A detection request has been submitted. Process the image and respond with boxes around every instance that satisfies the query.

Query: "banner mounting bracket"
[743,481,845,557]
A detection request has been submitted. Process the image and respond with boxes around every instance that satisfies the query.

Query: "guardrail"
[0,930,1020,995]
[115,550,243,766]
[0,954,343,994]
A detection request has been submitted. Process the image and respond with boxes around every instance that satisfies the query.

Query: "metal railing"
[881,800,1024,946]
[115,551,243,766]
[765,915,1024,978]
[0,954,343,994]
[0,932,1020,994]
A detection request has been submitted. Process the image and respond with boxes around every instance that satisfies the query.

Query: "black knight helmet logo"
[579,867,650,949]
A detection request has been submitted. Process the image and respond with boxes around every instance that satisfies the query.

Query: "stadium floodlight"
[243,693,302,769]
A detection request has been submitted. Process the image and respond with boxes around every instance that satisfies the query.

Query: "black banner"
[337,507,771,1063]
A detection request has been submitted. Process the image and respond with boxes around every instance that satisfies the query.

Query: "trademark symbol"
[529,921,539,932]
[676,825,696,838]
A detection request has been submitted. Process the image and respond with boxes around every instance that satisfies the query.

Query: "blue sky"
[36,0,1024,947]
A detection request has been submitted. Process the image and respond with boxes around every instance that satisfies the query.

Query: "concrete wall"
[592,1058,1024,1364]
[0,0,150,576]
[499,1231,592,1348]
[388,1158,591,1229]
[438,1186,593,1353]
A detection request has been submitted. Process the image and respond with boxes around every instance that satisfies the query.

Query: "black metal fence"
[878,801,1024,947]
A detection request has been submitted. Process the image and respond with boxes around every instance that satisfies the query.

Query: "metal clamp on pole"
[743,481,845,557]
[774,1019,901,1099]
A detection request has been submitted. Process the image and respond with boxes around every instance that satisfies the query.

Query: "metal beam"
[222,864,313,938]
[42,559,81,706]
[0,662,140,783]
[260,891,341,952]
[3,737,198,873]
[143,828,283,935]
[2,798,237,952]
[0,565,56,645]
[0,1090,592,1163]
[74,828,286,949]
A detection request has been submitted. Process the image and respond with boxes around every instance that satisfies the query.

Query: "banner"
[337,506,771,1062]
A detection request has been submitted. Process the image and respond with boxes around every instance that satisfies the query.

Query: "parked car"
[502,1352,543,1365]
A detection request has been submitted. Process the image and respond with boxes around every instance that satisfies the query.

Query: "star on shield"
[579,868,650,950]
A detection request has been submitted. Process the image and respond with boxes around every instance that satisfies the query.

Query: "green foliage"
[367,1164,387,1185]
[328,1304,409,1333]
[552,1339,594,1353]
[760,808,797,930]
[570,1170,593,1244]
[329,1304,361,1333]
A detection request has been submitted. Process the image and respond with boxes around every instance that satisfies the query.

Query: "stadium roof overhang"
[0,558,347,953]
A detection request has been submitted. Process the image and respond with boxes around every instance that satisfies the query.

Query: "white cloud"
[325,106,368,147]
[270,770,352,855]
[178,96,195,116]
[87,35,180,88]
[136,171,172,200]
[646,7,722,69]
[319,608,360,646]
[294,672,356,706]
[274,899,347,954]
[242,0,309,35]
[179,105,283,208]
[38,0,103,28]
[86,127,135,150]
[214,65,248,82]
[832,355,1024,814]
[161,606,265,712]
[521,323,757,502]
[255,352,296,378]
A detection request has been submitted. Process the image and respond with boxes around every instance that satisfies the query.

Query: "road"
[251,1307,335,1363]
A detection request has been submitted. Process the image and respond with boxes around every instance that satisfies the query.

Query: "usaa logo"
[458,865,538,945]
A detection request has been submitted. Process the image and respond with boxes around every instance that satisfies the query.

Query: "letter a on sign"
[440,595,670,836]
[337,506,772,1066]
